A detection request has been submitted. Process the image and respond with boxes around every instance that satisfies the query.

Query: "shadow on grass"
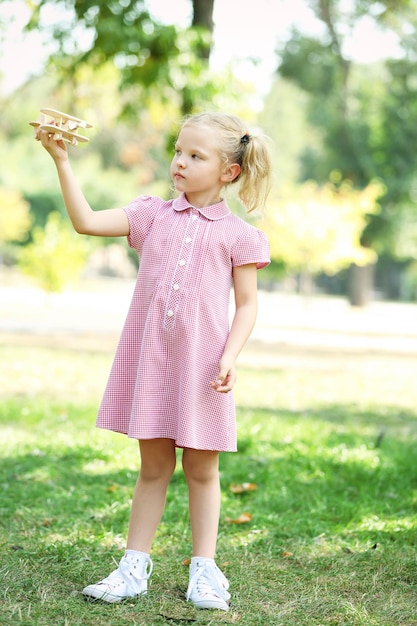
[1,445,190,549]
[2,402,417,550]
[219,403,417,552]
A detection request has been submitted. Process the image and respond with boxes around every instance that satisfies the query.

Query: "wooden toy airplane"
[29,108,93,146]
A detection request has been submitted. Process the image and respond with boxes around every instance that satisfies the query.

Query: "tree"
[263,176,383,294]
[25,0,217,116]
[276,0,417,303]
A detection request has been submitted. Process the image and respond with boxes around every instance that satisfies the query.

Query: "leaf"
[282,551,293,558]
[224,512,253,524]
[182,558,229,568]
[105,484,119,493]
[42,518,53,527]
[229,482,258,494]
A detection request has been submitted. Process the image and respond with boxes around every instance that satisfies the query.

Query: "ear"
[221,163,241,183]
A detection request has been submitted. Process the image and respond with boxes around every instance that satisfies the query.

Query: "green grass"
[1,342,417,625]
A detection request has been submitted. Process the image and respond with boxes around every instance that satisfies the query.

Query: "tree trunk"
[348,263,374,307]
[180,0,215,116]
[191,0,215,58]
[298,270,314,296]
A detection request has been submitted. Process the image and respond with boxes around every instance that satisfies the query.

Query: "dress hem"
[96,424,238,452]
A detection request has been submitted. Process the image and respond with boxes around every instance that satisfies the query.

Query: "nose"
[176,154,185,168]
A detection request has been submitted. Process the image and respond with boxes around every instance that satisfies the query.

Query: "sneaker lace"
[116,555,153,593]
[186,560,230,602]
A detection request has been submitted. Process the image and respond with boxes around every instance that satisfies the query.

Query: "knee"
[182,449,219,484]
[139,441,177,482]
[140,460,176,483]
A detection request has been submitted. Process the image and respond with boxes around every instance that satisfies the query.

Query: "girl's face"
[170,124,228,207]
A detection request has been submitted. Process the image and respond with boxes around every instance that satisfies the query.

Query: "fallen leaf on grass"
[224,512,253,524]
[42,518,53,527]
[182,558,229,567]
[106,484,119,493]
[229,482,257,494]
[282,551,293,558]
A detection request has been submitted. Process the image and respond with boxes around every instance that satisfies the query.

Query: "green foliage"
[0,187,32,245]
[258,77,317,186]
[25,0,219,116]
[18,212,89,292]
[279,33,344,97]
[276,0,417,261]
[25,192,64,230]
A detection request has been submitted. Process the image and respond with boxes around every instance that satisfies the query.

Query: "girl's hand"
[36,127,69,163]
[210,359,236,393]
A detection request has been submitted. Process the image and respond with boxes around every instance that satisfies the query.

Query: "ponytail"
[237,132,272,213]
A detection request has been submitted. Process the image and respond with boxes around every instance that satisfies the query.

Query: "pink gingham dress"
[96,193,270,451]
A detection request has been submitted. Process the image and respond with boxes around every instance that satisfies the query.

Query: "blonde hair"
[180,112,273,213]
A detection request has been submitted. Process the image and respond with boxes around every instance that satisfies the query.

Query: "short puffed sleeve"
[123,195,164,252]
[231,226,270,270]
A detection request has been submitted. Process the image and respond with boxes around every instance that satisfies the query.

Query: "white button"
[185,236,192,243]
[167,309,174,317]
[173,283,180,290]
[191,215,198,221]
[179,259,186,266]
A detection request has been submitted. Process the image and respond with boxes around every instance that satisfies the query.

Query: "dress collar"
[172,192,230,221]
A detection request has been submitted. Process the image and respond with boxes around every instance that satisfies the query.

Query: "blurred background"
[2,0,417,324]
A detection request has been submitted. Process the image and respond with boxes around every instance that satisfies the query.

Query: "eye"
[174,147,181,155]
[191,153,200,159]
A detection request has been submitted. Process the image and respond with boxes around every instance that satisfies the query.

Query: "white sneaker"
[186,557,230,611]
[82,552,153,603]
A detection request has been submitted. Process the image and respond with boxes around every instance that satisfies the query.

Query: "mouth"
[174,172,185,180]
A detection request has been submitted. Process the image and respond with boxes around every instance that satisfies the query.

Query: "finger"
[210,383,231,393]
[210,375,227,388]
[217,385,232,393]
[39,129,66,151]
[39,129,52,144]
[210,375,232,393]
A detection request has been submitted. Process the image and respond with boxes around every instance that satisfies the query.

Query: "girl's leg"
[82,438,176,603]
[182,448,220,558]
[127,438,177,552]
[182,448,230,611]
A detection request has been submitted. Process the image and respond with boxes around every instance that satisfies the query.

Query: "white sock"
[191,556,215,566]
[124,549,150,561]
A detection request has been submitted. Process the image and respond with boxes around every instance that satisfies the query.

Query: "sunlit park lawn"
[1,276,417,625]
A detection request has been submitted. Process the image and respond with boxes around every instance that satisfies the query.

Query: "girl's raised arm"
[38,130,130,238]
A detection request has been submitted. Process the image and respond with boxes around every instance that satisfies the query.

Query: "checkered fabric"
[96,193,270,451]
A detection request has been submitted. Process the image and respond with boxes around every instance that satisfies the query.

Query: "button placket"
[164,210,200,328]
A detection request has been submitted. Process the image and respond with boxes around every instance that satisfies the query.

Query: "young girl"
[37,111,272,611]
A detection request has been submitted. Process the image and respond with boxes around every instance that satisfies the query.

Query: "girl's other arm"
[210,263,258,393]
[38,130,129,238]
